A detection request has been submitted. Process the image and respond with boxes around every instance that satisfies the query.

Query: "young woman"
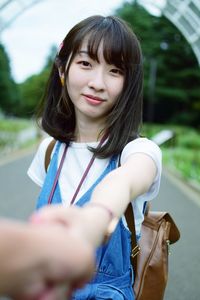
[28,15,162,299]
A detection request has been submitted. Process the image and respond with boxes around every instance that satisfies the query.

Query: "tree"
[116,1,200,127]
[18,45,57,117]
[0,44,19,115]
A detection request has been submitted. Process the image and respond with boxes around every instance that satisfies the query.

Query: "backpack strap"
[125,203,140,272]
[44,139,56,172]
[118,153,140,272]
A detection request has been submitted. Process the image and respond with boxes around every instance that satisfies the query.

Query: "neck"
[75,118,105,143]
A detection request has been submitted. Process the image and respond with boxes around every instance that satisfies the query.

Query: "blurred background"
[0,0,200,183]
[0,0,200,299]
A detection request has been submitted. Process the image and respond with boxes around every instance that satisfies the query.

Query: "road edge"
[0,144,38,167]
[163,167,200,207]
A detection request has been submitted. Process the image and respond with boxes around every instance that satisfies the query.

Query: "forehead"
[78,39,104,57]
[74,36,121,67]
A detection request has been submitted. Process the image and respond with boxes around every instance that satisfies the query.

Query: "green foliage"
[142,122,200,184]
[18,68,49,116]
[142,122,199,143]
[176,132,200,149]
[116,1,200,127]
[18,45,56,117]
[163,148,200,183]
[0,44,20,114]
[0,118,37,151]
[0,118,31,132]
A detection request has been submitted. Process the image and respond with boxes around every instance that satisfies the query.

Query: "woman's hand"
[30,204,111,248]
[28,204,112,299]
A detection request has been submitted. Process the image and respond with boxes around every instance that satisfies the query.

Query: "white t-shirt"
[27,137,162,235]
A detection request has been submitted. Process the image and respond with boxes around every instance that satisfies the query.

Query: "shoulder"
[121,137,162,167]
[121,138,162,201]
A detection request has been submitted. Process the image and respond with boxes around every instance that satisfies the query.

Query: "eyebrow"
[78,50,88,55]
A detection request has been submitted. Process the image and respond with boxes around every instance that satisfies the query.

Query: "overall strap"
[46,136,107,205]
[36,141,62,209]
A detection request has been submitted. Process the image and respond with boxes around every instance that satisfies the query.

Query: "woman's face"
[66,40,124,125]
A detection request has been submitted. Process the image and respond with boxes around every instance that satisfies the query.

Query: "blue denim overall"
[37,142,136,299]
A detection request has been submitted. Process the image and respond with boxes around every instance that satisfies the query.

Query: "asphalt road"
[0,151,200,300]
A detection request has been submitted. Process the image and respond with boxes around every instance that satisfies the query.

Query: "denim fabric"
[36,142,135,299]
[36,142,62,209]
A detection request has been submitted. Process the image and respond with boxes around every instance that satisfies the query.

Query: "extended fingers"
[30,205,80,227]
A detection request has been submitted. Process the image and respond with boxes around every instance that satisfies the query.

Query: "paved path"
[0,152,200,300]
[0,150,40,220]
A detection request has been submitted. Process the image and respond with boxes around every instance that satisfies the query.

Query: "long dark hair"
[37,15,143,158]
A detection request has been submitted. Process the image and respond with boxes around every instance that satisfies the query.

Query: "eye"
[110,68,124,76]
[78,60,91,68]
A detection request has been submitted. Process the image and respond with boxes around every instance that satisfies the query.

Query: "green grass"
[0,118,32,132]
[162,147,200,183]
[0,118,37,149]
[142,123,200,186]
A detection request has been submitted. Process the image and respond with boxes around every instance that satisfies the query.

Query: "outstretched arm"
[90,153,157,217]
[33,153,157,247]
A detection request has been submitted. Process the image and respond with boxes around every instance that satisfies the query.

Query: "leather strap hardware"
[131,245,140,259]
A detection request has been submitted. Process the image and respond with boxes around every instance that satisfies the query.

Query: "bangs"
[58,16,142,74]
[86,27,126,70]
[67,16,141,71]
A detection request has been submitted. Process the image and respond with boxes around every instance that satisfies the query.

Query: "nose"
[88,68,106,91]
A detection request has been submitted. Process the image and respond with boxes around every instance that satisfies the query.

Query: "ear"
[58,67,64,86]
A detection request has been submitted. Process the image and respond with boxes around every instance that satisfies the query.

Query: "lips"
[82,94,105,106]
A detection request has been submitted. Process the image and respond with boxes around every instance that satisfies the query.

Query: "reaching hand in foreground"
[29,203,113,299]
[0,207,95,300]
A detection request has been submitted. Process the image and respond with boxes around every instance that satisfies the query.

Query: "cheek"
[112,78,124,99]
[67,67,77,89]
[67,68,87,92]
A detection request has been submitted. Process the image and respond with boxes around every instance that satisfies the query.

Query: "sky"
[0,0,164,83]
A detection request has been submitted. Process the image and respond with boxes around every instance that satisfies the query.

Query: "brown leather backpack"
[125,203,180,300]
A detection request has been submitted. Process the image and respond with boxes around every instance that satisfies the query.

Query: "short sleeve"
[27,137,53,187]
[121,138,162,200]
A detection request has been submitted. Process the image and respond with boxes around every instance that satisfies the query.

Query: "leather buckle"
[131,245,140,258]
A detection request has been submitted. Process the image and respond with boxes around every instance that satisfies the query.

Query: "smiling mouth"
[82,94,106,105]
